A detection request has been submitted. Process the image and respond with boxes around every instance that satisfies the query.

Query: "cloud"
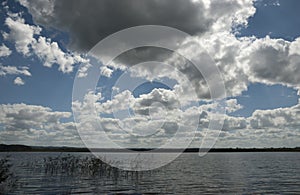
[249,103,300,130]
[192,100,300,148]
[0,65,31,76]
[4,16,41,55]
[17,0,258,98]
[4,14,90,73]
[241,36,300,87]
[32,36,89,73]
[0,44,12,57]
[197,32,252,97]
[21,0,255,51]
[20,0,300,97]
[133,88,180,115]
[4,0,298,148]
[225,99,243,113]
[100,66,113,77]
[108,32,248,100]
[0,103,82,146]
[214,127,300,148]
[161,31,300,98]
[1,95,298,147]
[72,85,300,148]
[77,63,92,78]
[72,87,251,148]
[13,77,25,85]
[96,90,134,114]
[73,89,194,148]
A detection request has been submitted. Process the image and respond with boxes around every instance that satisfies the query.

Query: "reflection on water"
[0,152,299,194]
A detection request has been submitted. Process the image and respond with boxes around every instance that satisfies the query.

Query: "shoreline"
[1,144,300,153]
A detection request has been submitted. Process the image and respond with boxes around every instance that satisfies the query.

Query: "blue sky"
[239,0,300,41]
[0,0,300,148]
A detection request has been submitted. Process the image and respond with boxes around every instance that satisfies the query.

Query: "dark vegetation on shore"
[0,144,300,152]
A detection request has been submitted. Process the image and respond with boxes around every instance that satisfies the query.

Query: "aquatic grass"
[0,156,17,194]
[35,154,156,182]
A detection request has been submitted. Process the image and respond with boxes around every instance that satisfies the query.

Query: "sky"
[0,0,300,148]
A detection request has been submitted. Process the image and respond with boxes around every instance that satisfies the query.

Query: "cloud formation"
[0,44,11,57]
[4,15,41,55]
[72,87,300,148]
[1,96,299,147]
[20,0,255,51]
[18,0,300,94]
[13,76,25,85]
[241,36,300,86]
[0,65,31,77]
[0,103,81,146]
[4,14,90,73]
[1,0,299,148]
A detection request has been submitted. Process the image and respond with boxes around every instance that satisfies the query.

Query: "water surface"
[1,152,299,194]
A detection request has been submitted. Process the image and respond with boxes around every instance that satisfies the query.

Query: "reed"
[0,156,17,194]
[36,154,155,182]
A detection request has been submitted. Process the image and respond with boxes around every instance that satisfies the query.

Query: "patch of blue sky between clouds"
[230,83,299,117]
[232,0,300,116]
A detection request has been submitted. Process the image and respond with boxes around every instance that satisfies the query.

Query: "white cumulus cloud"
[4,14,90,74]
[0,65,31,77]
[0,103,82,146]
[13,77,25,85]
[0,44,12,57]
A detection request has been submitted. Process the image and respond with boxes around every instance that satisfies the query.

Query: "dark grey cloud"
[113,47,210,99]
[22,0,209,52]
[113,47,172,67]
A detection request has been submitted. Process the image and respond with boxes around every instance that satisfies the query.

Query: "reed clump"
[39,154,154,181]
[0,156,17,194]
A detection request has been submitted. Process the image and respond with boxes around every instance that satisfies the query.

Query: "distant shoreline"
[1,144,300,153]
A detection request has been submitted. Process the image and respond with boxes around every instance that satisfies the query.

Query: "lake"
[0,152,299,194]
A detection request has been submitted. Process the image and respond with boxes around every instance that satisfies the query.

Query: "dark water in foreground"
[0,152,299,194]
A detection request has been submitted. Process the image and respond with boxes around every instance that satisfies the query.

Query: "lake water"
[0,152,299,194]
